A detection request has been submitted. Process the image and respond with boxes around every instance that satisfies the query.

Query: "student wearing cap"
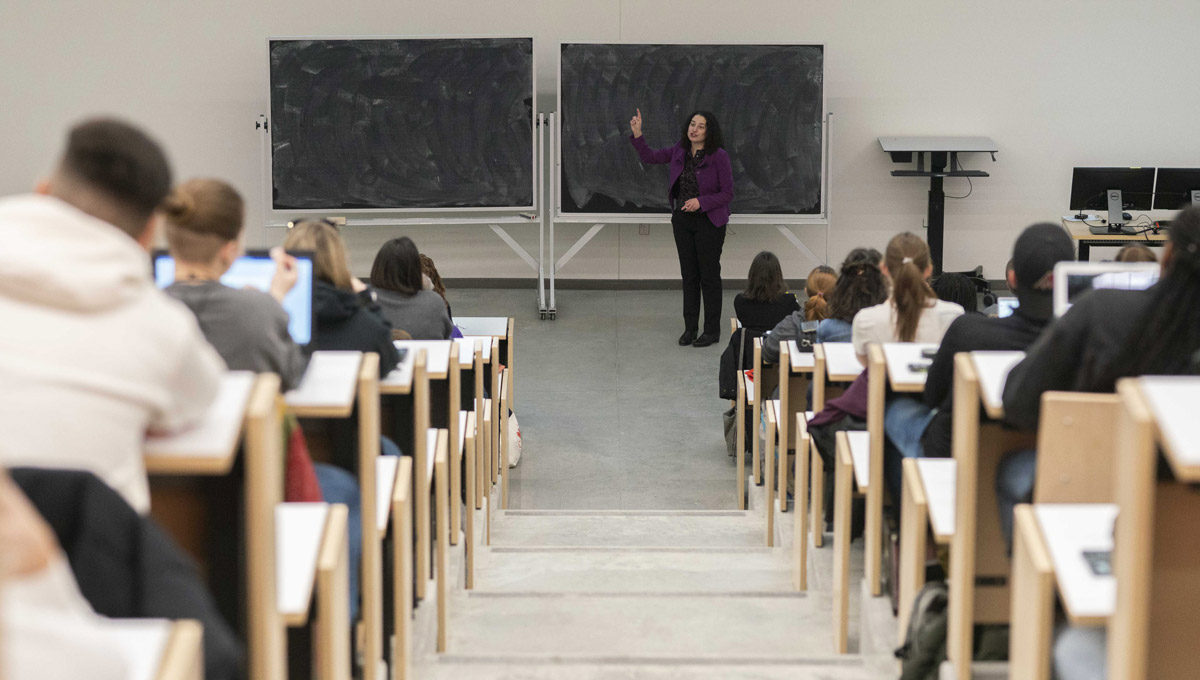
[880,223,1075,503]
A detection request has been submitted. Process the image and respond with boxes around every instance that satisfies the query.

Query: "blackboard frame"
[555,41,828,225]
[265,35,538,215]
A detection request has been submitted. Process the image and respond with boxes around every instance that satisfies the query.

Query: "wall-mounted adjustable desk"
[879,136,998,274]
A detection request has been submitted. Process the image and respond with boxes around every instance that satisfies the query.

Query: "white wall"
[3,0,1197,282]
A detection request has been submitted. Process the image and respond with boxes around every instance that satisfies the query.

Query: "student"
[161,178,308,390]
[881,224,1075,501]
[370,237,454,340]
[760,249,885,376]
[734,251,800,334]
[801,265,838,321]
[1,469,130,680]
[282,220,400,376]
[931,272,979,313]
[851,232,963,365]
[1114,242,1157,263]
[999,206,1200,542]
[11,467,243,680]
[420,252,464,338]
[0,118,224,514]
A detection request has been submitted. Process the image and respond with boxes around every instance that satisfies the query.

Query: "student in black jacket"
[880,223,1075,502]
[733,251,800,335]
[997,206,1200,543]
[282,220,400,376]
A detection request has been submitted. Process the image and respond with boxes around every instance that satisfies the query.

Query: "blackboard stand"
[258,114,553,318]
[878,137,998,275]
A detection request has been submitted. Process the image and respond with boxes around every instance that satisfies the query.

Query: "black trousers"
[672,209,727,336]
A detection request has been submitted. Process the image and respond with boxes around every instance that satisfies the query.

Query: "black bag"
[718,327,756,400]
[895,580,948,680]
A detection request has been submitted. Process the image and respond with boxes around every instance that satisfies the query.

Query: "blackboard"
[559,43,824,216]
[269,38,534,211]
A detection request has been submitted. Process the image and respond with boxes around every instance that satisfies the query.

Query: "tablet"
[1052,261,1160,317]
[153,250,315,346]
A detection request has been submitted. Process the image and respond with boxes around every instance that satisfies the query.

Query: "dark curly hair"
[678,110,724,151]
[827,247,888,323]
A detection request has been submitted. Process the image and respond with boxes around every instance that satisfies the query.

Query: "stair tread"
[447,593,838,659]
[490,511,764,548]
[476,547,792,593]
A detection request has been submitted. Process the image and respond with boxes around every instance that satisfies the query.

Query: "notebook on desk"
[153,249,315,346]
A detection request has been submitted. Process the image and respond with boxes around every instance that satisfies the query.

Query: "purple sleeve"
[629,135,674,165]
[698,150,734,212]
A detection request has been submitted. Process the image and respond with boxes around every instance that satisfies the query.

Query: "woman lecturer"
[630,109,734,347]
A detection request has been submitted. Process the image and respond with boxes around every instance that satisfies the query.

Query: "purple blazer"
[629,135,734,227]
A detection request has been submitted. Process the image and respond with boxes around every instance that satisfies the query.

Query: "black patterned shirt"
[675,148,706,206]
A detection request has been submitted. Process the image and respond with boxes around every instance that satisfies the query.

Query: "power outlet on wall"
[638,224,650,235]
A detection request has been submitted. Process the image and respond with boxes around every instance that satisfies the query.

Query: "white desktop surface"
[916,458,956,540]
[1138,376,1200,480]
[882,343,937,391]
[971,351,1026,419]
[787,341,816,372]
[1034,504,1117,622]
[275,503,330,619]
[846,430,871,489]
[285,352,362,414]
[459,336,493,365]
[822,343,864,380]
[104,618,174,680]
[376,456,398,532]
[395,340,452,377]
[144,371,254,468]
[744,372,755,403]
[878,136,998,153]
[455,316,508,337]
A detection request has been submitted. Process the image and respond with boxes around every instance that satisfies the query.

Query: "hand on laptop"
[268,246,299,303]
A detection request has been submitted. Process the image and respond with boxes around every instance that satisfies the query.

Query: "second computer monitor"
[1069,167,1155,232]
[1153,168,1200,211]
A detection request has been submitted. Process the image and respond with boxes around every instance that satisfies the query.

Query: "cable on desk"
[945,156,973,200]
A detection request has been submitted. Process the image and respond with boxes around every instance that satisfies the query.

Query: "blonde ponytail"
[884,232,934,342]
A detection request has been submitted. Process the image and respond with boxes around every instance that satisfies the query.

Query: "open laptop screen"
[1052,262,1160,317]
[153,250,315,346]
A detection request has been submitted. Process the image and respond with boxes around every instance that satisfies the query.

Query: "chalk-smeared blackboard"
[559,44,823,216]
[270,38,534,210]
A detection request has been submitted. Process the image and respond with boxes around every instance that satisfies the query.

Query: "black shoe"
[692,333,719,348]
[678,329,697,346]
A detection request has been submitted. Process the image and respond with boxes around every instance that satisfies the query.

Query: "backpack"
[718,327,758,400]
[895,580,948,680]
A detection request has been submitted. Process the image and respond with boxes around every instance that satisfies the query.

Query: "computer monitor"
[152,250,316,346]
[1069,167,1156,235]
[1052,261,1160,317]
[1153,168,1200,211]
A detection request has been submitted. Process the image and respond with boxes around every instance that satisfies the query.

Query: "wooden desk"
[777,341,815,510]
[1109,376,1200,680]
[972,351,1024,420]
[946,352,1037,680]
[1010,503,1117,680]
[881,343,937,392]
[106,618,204,680]
[808,342,864,549]
[792,410,816,591]
[146,373,285,680]
[832,430,871,653]
[897,458,956,645]
[1060,219,1167,261]
[275,503,332,625]
[285,352,363,418]
[145,372,255,475]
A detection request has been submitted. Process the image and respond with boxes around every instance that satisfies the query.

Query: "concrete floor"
[446,287,741,510]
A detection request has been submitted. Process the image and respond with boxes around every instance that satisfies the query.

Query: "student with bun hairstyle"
[851,232,963,364]
[283,220,399,376]
[161,178,308,390]
[803,265,837,322]
[370,237,453,340]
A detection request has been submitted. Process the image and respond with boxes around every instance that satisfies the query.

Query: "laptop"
[153,249,316,346]
[996,296,1019,318]
[1052,261,1160,317]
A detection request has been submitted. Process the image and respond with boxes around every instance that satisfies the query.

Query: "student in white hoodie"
[0,118,224,514]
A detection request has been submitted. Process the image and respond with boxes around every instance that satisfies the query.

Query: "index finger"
[636,108,641,117]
